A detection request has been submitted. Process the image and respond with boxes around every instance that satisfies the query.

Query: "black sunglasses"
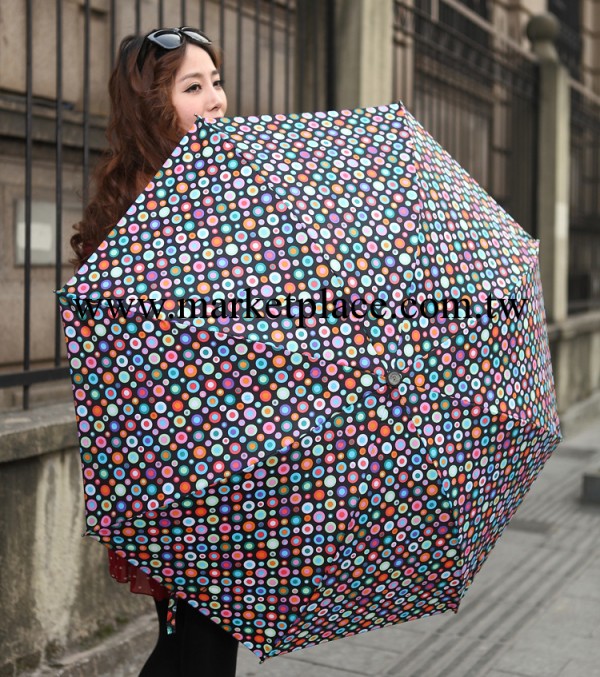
[136,27,212,73]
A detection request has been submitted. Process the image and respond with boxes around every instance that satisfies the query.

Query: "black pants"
[139,597,239,677]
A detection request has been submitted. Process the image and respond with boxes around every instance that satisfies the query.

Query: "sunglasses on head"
[136,27,212,73]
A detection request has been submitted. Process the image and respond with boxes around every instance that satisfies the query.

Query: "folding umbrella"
[57,101,561,660]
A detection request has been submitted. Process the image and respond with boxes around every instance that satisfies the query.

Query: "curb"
[22,614,156,677]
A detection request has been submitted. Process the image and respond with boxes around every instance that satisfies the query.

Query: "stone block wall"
[0,404,153,675]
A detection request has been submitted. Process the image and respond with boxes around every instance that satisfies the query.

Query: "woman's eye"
[186,84,201,93]
[214,79,224,88]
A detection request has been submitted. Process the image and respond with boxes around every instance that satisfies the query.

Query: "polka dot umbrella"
[57,101,561,661]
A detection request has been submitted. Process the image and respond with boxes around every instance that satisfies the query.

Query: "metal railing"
[1,0,328,409]
[569,79,600,314]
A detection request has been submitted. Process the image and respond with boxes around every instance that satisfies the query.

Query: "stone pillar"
[295,0,395,113]
[526,13,571,324]
[333,0,394,109]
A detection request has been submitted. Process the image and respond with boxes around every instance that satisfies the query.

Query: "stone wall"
[0,403,153,676]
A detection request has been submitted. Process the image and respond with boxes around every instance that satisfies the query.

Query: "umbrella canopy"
[58,101,561,660]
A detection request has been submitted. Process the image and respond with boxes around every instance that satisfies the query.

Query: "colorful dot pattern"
[58,101,561,660]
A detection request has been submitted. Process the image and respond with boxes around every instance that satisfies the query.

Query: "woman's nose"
[206,87,224,112]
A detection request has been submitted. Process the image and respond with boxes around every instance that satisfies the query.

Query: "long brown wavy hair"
[70,30,222,268]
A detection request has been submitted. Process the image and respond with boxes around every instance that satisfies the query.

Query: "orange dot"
[300,458,313,471]
[273,355,287,368]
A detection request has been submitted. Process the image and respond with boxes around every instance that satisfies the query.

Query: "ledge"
[0,93,108,151]
[0,401,78,464]
[559,389,600,440]
[547,309,600,341]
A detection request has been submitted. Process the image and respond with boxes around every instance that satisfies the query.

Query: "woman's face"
[171,44,227,132]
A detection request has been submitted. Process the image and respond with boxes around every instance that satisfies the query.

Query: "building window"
[549,0,582,79]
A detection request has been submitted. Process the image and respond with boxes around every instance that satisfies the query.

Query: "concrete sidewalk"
[31,418,600,677]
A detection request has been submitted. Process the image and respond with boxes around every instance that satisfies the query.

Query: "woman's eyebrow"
[178,69,219,84]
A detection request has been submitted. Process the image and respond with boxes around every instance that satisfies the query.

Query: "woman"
[70,27,237,677]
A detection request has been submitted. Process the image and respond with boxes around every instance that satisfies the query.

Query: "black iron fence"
[1,0,332,409]
[393,0,539,237]
[569,81,600,313]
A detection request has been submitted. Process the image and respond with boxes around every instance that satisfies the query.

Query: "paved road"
[37,419,600,677]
